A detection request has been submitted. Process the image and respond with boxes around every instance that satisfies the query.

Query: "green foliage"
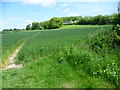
[93,15,107,25]
[49,17,63,29]
[89,31,117,54]
[53,44,119,87]
[114,25,120,43]
[2,56,114,88]
[61,16,82,23]
[77,15,112,25]
[112,13,120,43]
[104,15,112,24]
[40,21,49,29]
[24,14,114,30]
[3,29,12,31]
[77,18,88,25]
[26,24,31,30]
[88,29,119,87]
[52,29,119,87]
[32,22,43,30]
[39,26,44,30]
[112,14,120,25]
[114,25,120,36]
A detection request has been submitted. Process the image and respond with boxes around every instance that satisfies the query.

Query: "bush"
[88,30,120,54]
[40,27,44,30]
[38,26,44,30]
[112,14,120,25]
[114,25,120,38]
[87,29,119,87]
[52,29,120,87]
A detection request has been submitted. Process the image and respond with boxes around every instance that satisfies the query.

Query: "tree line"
[26,17,63,30]
[3,13,119,31]
[3,28,25,31]
[26,14,118,30]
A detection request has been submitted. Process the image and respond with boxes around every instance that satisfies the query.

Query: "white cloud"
[32,11,42,15]
[94,8,102,12]
[2,0,119,2]
[0,21,6,24]
[80,7,106,16]
[22,23,29,28]
[7,17,22,22]
[64,8,69,12]
[60,3,69,7]
[24,20,33,28]
[59,0,119,2]
[22,0,57,7]
[0,21,6,28]
[70,12,80,16]
[2,0,119,7]
[90,8,105,15]
[64,8,80,16]
[25,20,32,23]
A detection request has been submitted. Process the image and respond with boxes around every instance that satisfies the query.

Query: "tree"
[32,22,40,30]
[40,21,49,29]
[73,16,82,21]
[77,18,87,25]
[49,17,63,29]
[40,26,44,30]
[96,15,106,25]
[88,15,107,25]
[13,28,17,30]
[32,22,38,30]
[26,24,31,30]
[103,15,112,24]
[31,22,44,30]
[112,13,120,25]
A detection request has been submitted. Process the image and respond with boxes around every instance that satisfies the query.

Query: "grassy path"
[1,42,25,70]
[1,32,41,70]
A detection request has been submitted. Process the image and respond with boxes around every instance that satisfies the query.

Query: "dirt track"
[2,42,25,70]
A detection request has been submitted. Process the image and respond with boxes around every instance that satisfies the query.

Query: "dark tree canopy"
[112,14,120,25]
[26,24,31,30]
[40,21,49,29]
[32,22,40,30]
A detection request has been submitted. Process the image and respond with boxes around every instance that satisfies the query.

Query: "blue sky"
[0,0,119,30]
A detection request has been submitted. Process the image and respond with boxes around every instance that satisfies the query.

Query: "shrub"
[87,29,119,87]
[39,26,44,30]
[114,25,120,39]
[52,29,119,87]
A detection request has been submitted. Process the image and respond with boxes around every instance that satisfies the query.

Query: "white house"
[63,21,74,24]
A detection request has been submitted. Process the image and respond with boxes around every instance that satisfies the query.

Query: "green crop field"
[1,31,39,67]
[2,25,119,88]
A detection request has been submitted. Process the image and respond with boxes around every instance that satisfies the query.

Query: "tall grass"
[2,31,39,66]
[51,28,119,87]
[16,25,111,64]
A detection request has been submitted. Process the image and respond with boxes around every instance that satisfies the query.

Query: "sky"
[0,0,119,30]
